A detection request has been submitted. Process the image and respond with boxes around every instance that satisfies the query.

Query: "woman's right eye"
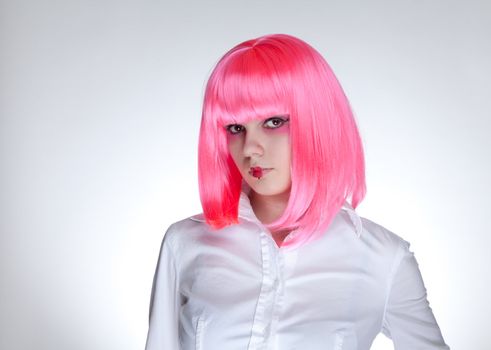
[225,124,244,135]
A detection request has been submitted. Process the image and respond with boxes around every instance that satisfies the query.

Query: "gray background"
[1,0,489,349]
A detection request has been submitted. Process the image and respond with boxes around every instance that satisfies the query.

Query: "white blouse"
[144,191,449,349]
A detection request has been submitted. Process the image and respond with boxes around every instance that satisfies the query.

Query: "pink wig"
[197,33,366,249]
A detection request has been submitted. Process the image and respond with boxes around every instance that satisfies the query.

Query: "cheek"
[266,126,290,136]
[268,132,291,160]
[227,139,242,164]
[265,127,290,152]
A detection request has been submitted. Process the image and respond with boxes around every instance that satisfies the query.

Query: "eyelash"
[225,117,290,135]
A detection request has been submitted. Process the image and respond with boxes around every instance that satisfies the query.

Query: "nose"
[242,128,264,158]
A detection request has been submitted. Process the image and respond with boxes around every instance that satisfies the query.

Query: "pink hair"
[197,33,366,249]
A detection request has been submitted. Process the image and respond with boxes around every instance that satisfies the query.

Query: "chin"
[247,183,291,197]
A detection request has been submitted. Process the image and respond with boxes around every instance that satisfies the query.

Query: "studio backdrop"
[1,0,490,349]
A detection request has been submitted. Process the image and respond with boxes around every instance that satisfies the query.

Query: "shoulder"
[160,213,208,248]
[357,215,411,260]
[161,212,252,254]
[360,216,409,246]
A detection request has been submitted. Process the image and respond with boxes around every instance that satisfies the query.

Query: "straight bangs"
[210,47,291,128]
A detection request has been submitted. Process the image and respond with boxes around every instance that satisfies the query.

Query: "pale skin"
[225,115,292,247]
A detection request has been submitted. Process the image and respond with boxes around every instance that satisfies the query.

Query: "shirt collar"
[340,200,363,238]
[190,185,363,238]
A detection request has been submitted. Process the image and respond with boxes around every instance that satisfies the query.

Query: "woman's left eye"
[264,117,289,129]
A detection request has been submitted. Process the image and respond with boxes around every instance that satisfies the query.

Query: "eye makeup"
[225,115,290,135]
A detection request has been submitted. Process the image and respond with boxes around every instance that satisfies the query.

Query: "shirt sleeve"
[381,240,450,349]
[145,225,181,350]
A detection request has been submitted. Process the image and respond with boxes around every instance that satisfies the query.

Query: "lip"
[249,167,273,178]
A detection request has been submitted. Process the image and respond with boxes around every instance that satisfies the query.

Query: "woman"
[145,33,449,349]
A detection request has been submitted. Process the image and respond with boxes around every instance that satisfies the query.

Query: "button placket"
[262,244,287,349]
[247,231,280,350]
[249,230,294,350]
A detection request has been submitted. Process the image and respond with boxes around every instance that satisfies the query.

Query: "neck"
[249,190,290,225]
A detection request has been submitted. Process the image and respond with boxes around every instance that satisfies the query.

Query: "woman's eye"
[264,117,289,129]
[225,117,289,135]
[226,124,244,135]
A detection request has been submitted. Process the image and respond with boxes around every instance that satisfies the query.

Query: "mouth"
[249,167,273,178]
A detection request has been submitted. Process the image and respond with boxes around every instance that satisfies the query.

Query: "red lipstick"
[249,167,271,179]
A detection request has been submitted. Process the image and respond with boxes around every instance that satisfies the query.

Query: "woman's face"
[225,115,292,197]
